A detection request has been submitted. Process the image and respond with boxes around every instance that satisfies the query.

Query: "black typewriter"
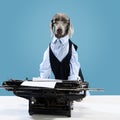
[2,79,89,117]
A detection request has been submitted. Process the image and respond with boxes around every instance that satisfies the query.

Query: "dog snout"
[57,28,62,34]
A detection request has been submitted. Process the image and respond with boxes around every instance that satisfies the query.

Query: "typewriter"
[2,78,89,117]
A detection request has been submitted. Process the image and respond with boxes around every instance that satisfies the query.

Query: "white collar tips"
[52,35,69,45]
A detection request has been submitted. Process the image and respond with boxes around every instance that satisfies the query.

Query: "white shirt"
[40,35,81,80]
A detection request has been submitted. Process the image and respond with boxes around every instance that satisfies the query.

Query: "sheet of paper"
[32,77,62,82]
[21,80,57,88]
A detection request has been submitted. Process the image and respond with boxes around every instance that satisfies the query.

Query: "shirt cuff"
[68,75,81,80]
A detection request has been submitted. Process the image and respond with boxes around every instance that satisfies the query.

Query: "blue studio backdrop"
[0,0,120,95]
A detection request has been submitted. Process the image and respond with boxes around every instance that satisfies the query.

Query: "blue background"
[0,0,120,95]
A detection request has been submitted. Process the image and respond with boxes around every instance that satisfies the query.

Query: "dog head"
[50,13,74,38]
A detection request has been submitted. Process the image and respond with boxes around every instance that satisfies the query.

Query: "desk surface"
[0,96,120,120]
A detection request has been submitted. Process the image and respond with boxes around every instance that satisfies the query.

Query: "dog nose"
[57,28,62,34]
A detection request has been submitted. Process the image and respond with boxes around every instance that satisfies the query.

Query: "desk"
[0,96,120,120]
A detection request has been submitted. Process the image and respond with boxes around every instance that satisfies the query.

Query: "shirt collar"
[52,35,69,45]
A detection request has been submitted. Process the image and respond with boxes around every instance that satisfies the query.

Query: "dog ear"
[50,20,54,37]
[68,22,74,38]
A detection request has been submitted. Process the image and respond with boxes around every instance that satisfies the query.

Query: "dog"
[50,13,74,38]
[40,13,84,81]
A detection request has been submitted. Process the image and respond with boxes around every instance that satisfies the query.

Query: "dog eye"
[63,20,67,24]
[62,20,70,24]
[53,21,58,24]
